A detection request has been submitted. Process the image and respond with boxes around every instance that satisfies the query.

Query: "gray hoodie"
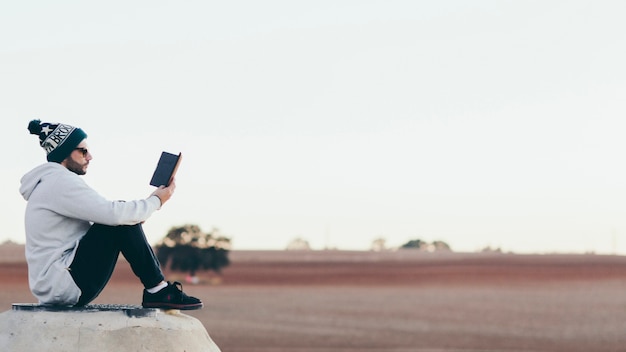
[20,162,161,305]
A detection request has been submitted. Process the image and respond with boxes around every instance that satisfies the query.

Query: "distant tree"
[370,237,387,251]
[400,239,424,249]
[286,237,311,250]
[155,224,231,284]
[480,246,502,253]
[400,239,452,252]
[432,240,452,251]
[1,239,19,246]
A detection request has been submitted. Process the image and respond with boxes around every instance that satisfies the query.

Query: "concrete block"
[0,304,221,351]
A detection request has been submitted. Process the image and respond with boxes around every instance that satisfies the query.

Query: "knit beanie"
[28,119,88,162]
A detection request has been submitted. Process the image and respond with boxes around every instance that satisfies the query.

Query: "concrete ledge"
[1,303,221,351]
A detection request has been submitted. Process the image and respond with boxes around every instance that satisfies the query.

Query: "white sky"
[2,0,626,253]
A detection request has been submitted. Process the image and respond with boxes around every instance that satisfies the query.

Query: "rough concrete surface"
[0,305,221,351]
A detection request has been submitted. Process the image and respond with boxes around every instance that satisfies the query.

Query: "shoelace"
[169,281,189,300]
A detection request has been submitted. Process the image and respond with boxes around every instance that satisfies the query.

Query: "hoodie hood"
[20,162,66,201]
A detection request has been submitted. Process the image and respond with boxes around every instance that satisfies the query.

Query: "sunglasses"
[74,147,89,157]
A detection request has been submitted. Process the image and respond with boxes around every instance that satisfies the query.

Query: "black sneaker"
[142,281,203,310]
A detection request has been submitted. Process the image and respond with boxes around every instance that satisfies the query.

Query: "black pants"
[69,223,165,306]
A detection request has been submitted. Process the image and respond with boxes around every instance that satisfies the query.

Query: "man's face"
[63,140,92,175]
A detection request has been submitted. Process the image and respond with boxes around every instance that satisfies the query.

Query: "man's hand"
[151,179,176,206]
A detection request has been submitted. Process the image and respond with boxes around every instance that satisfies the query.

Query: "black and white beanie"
[28,119,88,162]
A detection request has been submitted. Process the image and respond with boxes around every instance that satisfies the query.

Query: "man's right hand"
[151,179,176,206]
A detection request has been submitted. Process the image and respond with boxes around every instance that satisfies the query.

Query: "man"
[19,119,202,310]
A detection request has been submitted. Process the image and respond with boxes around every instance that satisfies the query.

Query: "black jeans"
[69,223,165,306]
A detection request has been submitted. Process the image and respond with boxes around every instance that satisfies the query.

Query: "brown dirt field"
[2,247,626,351]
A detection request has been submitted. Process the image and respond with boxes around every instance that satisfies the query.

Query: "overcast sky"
[2,1,626,253]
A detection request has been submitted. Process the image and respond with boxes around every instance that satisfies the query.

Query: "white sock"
[146,281,168,294]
